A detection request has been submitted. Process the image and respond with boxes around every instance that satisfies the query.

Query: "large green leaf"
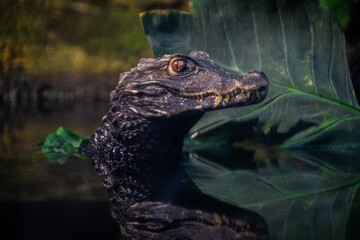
[141,0,360,149]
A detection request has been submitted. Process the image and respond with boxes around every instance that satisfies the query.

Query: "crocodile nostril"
[258,86,267,97]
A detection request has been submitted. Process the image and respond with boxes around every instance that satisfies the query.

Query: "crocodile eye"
[171,59,187,72]
[168,57,196,76]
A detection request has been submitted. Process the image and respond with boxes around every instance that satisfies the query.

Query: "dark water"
[0,101,123,239]
[1,98,360,240]
[1,93,360,240]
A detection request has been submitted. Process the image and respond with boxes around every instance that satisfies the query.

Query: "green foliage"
[141,0,360,149]
[41,127,89,164]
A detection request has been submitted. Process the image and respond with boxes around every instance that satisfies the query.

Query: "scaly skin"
[89,51,269,240]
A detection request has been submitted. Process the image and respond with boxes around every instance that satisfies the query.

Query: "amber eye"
[171,59,187,72]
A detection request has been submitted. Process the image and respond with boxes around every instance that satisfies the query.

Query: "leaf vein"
[214,0,238,69]
[199,7,207,51]
[249,2,262,70]
[275,1,295,87]
[304,6,317,94]
[329,16,340,101]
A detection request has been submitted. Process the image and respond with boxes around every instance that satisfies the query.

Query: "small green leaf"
[41,127,89,164]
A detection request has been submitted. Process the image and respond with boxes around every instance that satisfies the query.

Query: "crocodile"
[89,51,269,240]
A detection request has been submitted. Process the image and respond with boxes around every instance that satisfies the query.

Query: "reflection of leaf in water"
[141,0,360,149]
[41,127,89,164]
[185,150,360,240]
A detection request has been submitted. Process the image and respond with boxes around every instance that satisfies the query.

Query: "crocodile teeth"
[180,87,262,103]
[225,94,230,103]
[124,89,139,94]
[217,95,223,105]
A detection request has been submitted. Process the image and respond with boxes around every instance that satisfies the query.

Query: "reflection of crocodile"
[89,51,269,239]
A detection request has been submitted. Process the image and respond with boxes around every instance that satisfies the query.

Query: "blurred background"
[0,0,359,239]
[0,1,190,239]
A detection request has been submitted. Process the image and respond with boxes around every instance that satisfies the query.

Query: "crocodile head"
[113,51,269,118]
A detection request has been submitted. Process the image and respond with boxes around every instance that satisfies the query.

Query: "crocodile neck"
[93,100,202,209]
